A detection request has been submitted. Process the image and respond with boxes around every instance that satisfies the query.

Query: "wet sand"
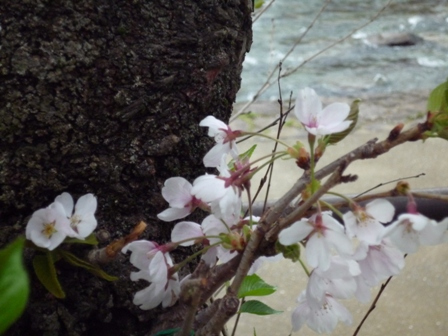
[228,92,448,335]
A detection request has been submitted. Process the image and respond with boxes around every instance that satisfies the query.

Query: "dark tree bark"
[0,1,252,335]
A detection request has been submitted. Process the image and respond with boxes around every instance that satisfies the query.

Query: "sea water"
[237,0,448,102]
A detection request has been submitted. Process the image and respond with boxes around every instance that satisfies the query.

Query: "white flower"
[354,239,404,287]
[291,291,352,333]
[199,116,240,167]
[171,221,204,246]
[294,87,351,136]
[55,192,97,239]
[343,199,395,245]
[122,240,181,310]
[385,213,448,253]
[26,202,74,250]
[122,240,161,270]
[306,256,360,308]
[157,177,204,222]
[278,212,353,270]
[191,160,241,219]
[130,254,180,310]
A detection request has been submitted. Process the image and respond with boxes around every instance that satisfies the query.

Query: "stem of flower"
[298,252,310,277]
[319,199,344,220]
[308,133,317,193]
[242,131,291,148]
[172,242,222,273]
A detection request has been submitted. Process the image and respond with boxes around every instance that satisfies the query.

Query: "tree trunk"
[0,1,252,335]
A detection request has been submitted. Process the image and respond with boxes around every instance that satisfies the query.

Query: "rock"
[364,32,423,47]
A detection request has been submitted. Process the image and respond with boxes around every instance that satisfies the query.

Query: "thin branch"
[281,0,392,79]
[253,0,276,23]
[232,0,333,121]
[262,62,287,212]
[236,105,294,144]
[355,172,425,198]
[267,166,345,240]
[353,276,393,336]
[411,191,448,203]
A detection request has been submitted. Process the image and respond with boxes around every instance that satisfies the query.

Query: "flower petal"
[294,88,322,126]
[161,177,192,208]
[366,199,395,223]
[278,220,313,246]
[171,221,203,246]
[157,207,191,222]
[55,192,74,217]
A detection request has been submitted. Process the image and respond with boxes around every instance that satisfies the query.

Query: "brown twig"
[353,276,393,336]
[88,221,147,264]
[411,191,448,203]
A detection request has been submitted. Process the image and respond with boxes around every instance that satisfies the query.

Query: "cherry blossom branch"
[314,122,427,183]
[267,166,348,239]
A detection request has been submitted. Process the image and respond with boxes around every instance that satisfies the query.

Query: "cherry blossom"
[294,87,352,136]
[170,215,232,266]
[385,213,448,253]
[354,239,404,287]
[291,291,352,333]
[306,256,360,309]
[157,177,206,222]
[278,212,353,270]
[171,221,204,246]
[199,116,241,167]
[191,159,242,219]
[122,240,180,310]
[25,202,74,250]
[343,199,395,245]
[55,192,98,239]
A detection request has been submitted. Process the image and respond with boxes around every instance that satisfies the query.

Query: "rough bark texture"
[0,0,252,335]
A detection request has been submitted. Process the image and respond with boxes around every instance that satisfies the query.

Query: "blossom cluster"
[119,87,448,334]
[26,192,97,250]
[280,199,448,333]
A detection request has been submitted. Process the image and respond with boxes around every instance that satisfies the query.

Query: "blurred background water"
[237,0,448,102]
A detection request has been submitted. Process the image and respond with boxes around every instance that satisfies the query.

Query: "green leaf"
[0,237,30,334]
[253,328,257,336]
[427,79,448,113]
[63,233,98,246]
[254,0,265,9]
[275,240,300,262]
[240,144,257,161]
[325,99,360,144]
[229,144,257,170]
[239,300,282,315]
[238,274,276,298]
[59,250,118,281]
[32,251,66,299]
